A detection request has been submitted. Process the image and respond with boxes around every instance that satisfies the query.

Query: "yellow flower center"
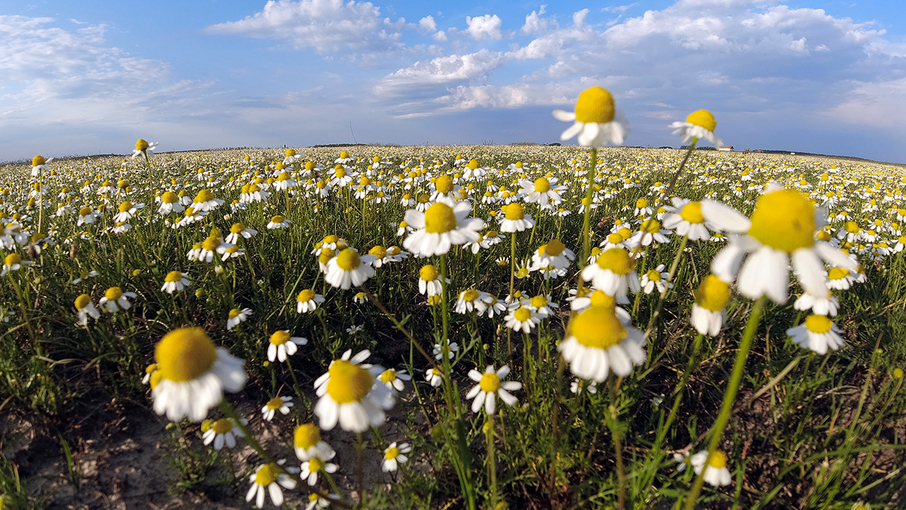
[467,159,480,170]
[308,457,324,473]
[254,464,279,486]
[379,369,397,383]
[805,314,833,334]
[748,189,815,252]
[319,249,335,265]
[708,450,727,469]
[285,148,296,157]
[694,275,730,312]
[844,221,859,233]
[340,150,349,159]
[154,327,217,382]
[534,178,551,193]
[462,289,480,302]
[646,269,662,281]
[212,418,233,434]
[294,424,321,448]
[424,202,457,234]
[636,198,648,209]
[269,330,290,346]
[385,446,400,460]
[574,87,615,124]
[436,175,454,193]
[479,372,501,393]
[5,253,21,266]
[607,232,623,244]
[589,290,615,308]
[595,248,636,275]
[514,307,532,322]
[105,286,124,301]
[136,139,149,151]
[195,189,214,202]
[79,206,92,216]
[369,245,387,259]
[164,271,183,283]
[161,191,178,204]
[32,155,45,167]
[335,249,361,270]
[325,359,373,404]
[118,202,133,213]
[420,265,439,281]
[228,308,242,319]
[571,306,626,349]
[74,294,91,309]
[679,201,704,224]
[266,397,285,410]
[504,203,525,221]
[640,219,661,234]
[323,235,339,244]
[530,295,548,308]
[202,237,221,251]
[686,110,717,132]
[335,167,347,179]
[297,289,316,303]
[544,239,566,256]
[270,215,285,224]
[277,171,291,182]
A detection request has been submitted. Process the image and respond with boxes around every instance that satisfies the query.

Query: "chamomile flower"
[661,198,750,241]
[74,294,101,326]
[787,315,845,355]
[690,275,731,337]
[161,271,191,294]
[2,253,33,276]
[520,176,564,206]
[402,196,483,257]
[530,239,575,271]
[552,86,628,147]
[157,191,185,215]
[382,442,412,472]
[267,215,290,229]
[418,264,446,297]
[570,378,598,395]
[113,201,143,223]
[325,248,376,290]
[202,417,246,450]
[433,341,459,361]
[262,396,294,421]
[227,307,253,330]
[505,306,539,333]
[558,304,647,383]
[226,222,257,243]
[640,265,671,294]
[294,423,336,461]
[425,367,444,387]
[300,454,338,486]
[132,139,157,159]
[689,450,732,486]
[794,291,839,316]
[98,286,136,313]
[580,248,640,303]
[670,110,724,147]
[378,368,411,392]
[151,327,247,421]
[498,203,535,233]
[465,365,522,415]
[268,330,308,363]
[296,289,325,313]
[455,289,487,314]
[246,461,297,509]
[313,349,395,432]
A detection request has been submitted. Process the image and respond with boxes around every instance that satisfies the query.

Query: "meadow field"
[1,137,905,509]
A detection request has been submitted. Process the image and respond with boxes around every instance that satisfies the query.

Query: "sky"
[1,0,905,163]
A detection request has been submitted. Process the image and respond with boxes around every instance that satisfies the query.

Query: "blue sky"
[2,0,905,162]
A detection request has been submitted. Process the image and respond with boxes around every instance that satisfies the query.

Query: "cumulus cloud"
[465,14,503,40]
[418,15,436,33]
[521,6,555,35]
[206,0,404,55]
[375,49,505,97]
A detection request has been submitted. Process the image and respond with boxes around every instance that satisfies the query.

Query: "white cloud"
[521,6,555,35]
[828,78,906,129]
[603,4,638,14]
[205,0,404,55]
[433,30,448,41]
[418,15,436,33]
[465,14,503,40]
[375,49,505,96]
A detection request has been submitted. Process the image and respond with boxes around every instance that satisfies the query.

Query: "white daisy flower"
[786,315,845,355]
[246,461,297,509]
[313,349,395,432]
[793,291,839,316]
[294,423,336,462]
[689,275,731,337]
[669,110,724,147]
[296,289,325,313]
[425,367,444,387]
[661,198,750,241]
[433,342,459,361]
[268,330,308,363]
[262,396,294,421]
[557,304,647,383]
[418,264,447,297]
[465,365,522,415]
[504,306,539,334]
[689,450,732,486]
[300,454,338,486]
[498,203,535,233]
[161,271,191,294]
[382,442,412,472]
[378,368,411,392]
[202,417,246,450]
[227,307,252,330]
[580,248,641,304]
[325,248,376,290]
[98,286,136,313]
[402,196,483,257]
[552,86,629,147]
[74,294,101,326]
[640,265,671,295]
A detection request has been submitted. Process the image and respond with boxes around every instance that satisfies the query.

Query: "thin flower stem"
[507,229,516,358]
[284,356,304,402]
[580,148,598,266]
[643,235,689,341]
[683,296,764,510]
[607,377,627,510]
[486,414,498,508]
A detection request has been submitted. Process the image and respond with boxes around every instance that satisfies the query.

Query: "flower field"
[1,100,906,509]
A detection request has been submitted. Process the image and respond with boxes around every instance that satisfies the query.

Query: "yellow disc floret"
[420,264,439,281]
[254,463,278,486]
[424,202,457,234]
[435,175,454,193]
[534,177,551,192]
[595,248,636,275]
[570,306,627,349]
[74,294,91,309]
[479,372,501,393]
[748,189,816,253]
[686,110,717,132]
[805,314,833,334]
[504,203,525,221]
[708,450,727,469]
[269,330,290,346]
[574,87,615,124]
[679,201,705,224]
[335,248,361,270]
[295,423,321,448]
[154,327,217,382]
[694,275,731,312]
[325,360,373,404]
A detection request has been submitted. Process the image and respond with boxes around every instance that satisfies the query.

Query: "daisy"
[74,294,101,326]
[557,304,647,383]
[267,215,290,229]
[498,203,535,233]
[402,196,483,257]
[202,417,246,450]
[627,219,671,248]
[294,423,336,462]
[2,253,33,276]
[227,307,253,330]
[31,155,52,177]
[580,248,640,303]
[246,461,297,509]
[640,265,671,294]
[378,368,411,392]
[157,191,185,215]
[520,177,564,206]
[480,294,508,318]
[425,367,444,387]
[268,330,308,363]
[418,264,447,297]
[77,206,101,225]
[192,189,224,212]
[296,289,325,313]
[794,291,839,316]
[226,222,257,243]
[433,342,459,361]
[300,454,339,486]
[711,185,859,304]
[382,442,412,472]
[670,110,724,147]
[688,450,732,486]
[552,86,628,147]
[98,286,136,313]
[113,201,143,223]
[570,378,598,395]
[690,275,731,337]
[196,236,232,263]
[132,139,157,159]
[346,324,363,334]
[313,349,395,432]
[465,365,522,415]
[454,289,488,315]
[505,306,539,333]
[262,396,294,421]
[325,249,376,290]
[530,239,575,271]
[661,198,751,241]
[152,327,247,421]
[787,315,845,355]
[826,267,855,290]
[161,271,191,294]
